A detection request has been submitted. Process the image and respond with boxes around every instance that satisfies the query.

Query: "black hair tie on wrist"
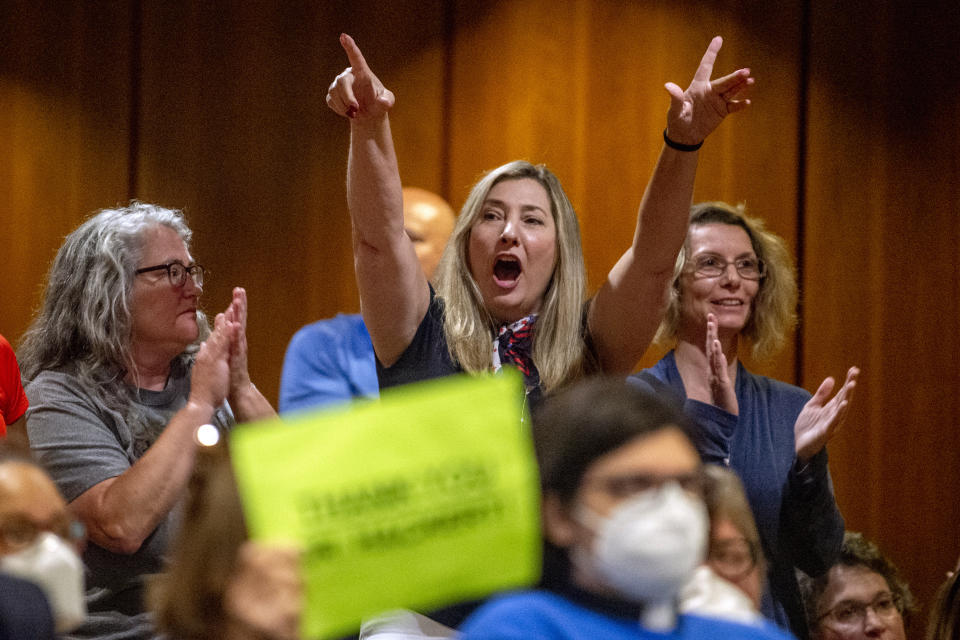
[663,129,703,152]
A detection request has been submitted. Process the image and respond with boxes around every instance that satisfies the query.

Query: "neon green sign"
[231,371,541,639]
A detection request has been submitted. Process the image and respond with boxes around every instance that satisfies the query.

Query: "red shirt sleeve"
[0,334,28,435]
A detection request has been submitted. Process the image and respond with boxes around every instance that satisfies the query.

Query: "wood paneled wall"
[133,1,450,405]
[804,1,960,634]
[2,1,957,635]
[1,1,133,340]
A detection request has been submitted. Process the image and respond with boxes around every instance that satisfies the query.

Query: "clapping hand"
[706,313,738,415]
[794,366,860,462]
[189,315,234,413]
[220,287,252,400]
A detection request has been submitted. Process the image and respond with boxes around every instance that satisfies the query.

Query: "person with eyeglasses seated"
[459,378,795,640]
[18,202,276,639]
[628,201,859,639]
[0,444,87,637]
[679,464,766,623]
[799,532,914,640]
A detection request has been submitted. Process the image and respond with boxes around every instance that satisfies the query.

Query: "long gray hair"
[18,202,208,418]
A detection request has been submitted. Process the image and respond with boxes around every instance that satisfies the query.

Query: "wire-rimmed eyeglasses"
[817,592,903,628]
[688,254,765,280]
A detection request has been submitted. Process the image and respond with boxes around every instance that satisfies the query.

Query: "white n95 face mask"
[1,531,87,632]
[576,481,708,630]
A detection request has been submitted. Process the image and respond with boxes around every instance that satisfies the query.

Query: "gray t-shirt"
[25,363,233,640]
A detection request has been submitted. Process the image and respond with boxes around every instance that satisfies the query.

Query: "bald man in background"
[279,187,455,413]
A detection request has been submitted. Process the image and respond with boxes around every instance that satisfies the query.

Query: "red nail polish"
[346,106,358,119]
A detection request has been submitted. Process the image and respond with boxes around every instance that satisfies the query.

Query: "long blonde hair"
[433,161,589,392]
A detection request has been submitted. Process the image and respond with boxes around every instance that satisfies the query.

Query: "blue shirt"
[461,589,796,640]
[279,314,380,413]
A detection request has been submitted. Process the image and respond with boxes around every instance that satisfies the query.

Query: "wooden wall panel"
[0,2,132,343]
[447,0,803,380]
[135,1,448,404]
[805,1,960,632]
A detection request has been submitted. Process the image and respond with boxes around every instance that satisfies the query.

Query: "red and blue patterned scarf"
[495,315,541,392]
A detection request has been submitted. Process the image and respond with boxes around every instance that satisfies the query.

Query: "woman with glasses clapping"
[629,201,859,639]
[17,202,276,640]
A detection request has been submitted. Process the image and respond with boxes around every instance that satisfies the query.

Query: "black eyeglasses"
[688,254,765,280]
[135,260,205,288]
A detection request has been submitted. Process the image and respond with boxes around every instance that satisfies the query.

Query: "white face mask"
[576,481,708,630]
[1,531,87,632]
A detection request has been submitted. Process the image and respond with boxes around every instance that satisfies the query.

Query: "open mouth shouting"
[467,176,558,322]
[494,255,522,289]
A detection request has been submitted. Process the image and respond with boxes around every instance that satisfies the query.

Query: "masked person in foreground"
[458,378,796,640]
[0,445,86,637]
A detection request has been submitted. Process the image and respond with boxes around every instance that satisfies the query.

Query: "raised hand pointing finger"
[326,33,395,121]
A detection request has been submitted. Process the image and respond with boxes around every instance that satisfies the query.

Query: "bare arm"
[4,416,29,451]
[328,34,429,366]
[588,36,753,374]
[69,322,233,554]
